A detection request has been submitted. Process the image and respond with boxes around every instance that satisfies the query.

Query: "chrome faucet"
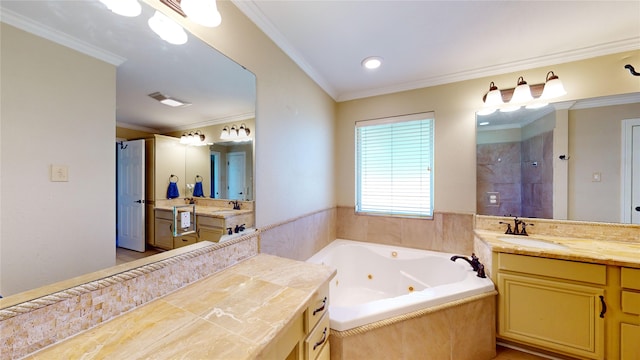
[450,253,486,278]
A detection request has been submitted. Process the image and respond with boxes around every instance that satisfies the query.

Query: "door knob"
[134,200,144,204]
[635,206,640,212]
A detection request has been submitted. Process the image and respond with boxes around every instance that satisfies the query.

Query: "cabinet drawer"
[198,227,224,242]
[316,337,330,360]
[305,312,329,360]
[155,209,173,221]
[622,291,640,315]
[621,268,640,290]
[498,253,606,285]
[174,235,197,248]
[305,283,329,333]
[198,215,224,228]
[621,323,640,360]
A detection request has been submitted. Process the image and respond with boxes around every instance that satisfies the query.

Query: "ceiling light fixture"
[480,71,566,114]
[148,10,188,45]
[148,92,191,107]
[362,56,383,70]
[99,0,142,17]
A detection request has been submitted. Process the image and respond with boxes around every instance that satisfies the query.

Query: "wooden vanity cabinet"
[154,210,228,250]
[263,282,330,360]
[495,253,606,359]
[196,216,226,243]
[619,267,640,360]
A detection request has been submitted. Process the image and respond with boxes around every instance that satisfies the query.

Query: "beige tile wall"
[0,235,259,360]
[259,207,336,260]
[336,207,476,255]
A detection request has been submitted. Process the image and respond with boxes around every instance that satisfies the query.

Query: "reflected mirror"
[0,0,256,302]
[476,93,640,223]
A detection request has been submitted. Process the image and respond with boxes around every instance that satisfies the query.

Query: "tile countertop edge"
[474,230,640,269]
[25,254,337,360]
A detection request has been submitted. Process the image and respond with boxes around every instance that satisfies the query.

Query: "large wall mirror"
[0,0,256,302]
[476,93,640,224]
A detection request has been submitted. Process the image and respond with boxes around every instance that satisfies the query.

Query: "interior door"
[116,139,145,252]
[227,152,246,200]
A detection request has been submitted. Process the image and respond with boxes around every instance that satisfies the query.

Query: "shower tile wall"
[477,131,552,219]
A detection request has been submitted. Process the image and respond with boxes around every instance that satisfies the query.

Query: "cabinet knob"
[635,206,640,212]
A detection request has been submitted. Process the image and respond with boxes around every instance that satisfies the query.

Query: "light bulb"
[181,0,222,27]
[148,11,188,45]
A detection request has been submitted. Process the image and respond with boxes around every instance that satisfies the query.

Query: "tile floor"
[115,246,163,264]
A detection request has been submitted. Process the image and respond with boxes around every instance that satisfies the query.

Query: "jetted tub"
[306,239,496,332]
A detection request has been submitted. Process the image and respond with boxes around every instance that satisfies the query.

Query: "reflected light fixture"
[220,123,251,141]
[148,92,191,107]
[148,10,188,45]
[99,0,142,17]
[181,0,222,27]
[180,131,209,146]
[540,71,567,99]
[480,71,566,113]
[362,56,383,70]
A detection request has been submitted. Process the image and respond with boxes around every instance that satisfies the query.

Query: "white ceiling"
[1,1,638,132]
[235,0,640,102]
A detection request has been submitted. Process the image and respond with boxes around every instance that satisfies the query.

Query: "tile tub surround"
[330,292,497,360]
[22,254,336,360]
[337,208,476,255]
[0,234,259,360]
[259,207,336,261]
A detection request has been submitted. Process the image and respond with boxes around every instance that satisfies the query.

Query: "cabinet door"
[498,273,605,359]
[621,323,640,360]
[198,226,224,242]
[154,218,174,250]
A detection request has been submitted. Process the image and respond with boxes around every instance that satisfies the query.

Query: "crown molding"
[157,112,256,133]
[570,92,640,110]
[0,7,126,66]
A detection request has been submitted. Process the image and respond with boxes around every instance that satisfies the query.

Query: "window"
[355,112,434,217]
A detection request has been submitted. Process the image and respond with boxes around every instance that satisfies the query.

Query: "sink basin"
[497,236,568,250]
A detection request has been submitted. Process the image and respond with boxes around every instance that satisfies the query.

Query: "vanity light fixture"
[181,0,222,27]
[362,56,383,70]
[220,123,251,141]
[148,10,188,45]
[99,0,142,17]
[180,131,209,146]
[148,92,191,107]
[480,71,566,113]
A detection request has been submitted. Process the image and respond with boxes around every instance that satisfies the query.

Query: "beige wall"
[569,103,640,222]
[336,51,640,214]
[0,24,116,296]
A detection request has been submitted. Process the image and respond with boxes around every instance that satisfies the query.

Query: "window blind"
[355,113,434,217]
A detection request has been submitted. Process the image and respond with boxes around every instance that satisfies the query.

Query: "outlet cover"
[50,165,69,182]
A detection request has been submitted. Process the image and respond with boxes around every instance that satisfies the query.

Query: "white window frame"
[355,112,434,218]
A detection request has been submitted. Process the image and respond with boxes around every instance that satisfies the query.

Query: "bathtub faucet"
[450,253,486,278]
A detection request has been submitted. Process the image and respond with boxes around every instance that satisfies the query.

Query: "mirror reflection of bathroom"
[476,106,555,218]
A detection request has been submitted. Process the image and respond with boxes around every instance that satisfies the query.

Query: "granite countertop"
[155,205,253,218]
[25,254,336,360]
[475,229,640,268]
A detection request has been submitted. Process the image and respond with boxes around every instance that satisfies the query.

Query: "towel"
[193,181,204,197]
[167,182,180,199]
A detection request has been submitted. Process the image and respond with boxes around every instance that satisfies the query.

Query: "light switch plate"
[50,165,69,182]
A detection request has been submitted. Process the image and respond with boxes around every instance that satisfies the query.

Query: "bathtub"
[306,239,495,332]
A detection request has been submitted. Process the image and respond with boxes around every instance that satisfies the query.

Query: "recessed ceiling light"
[362,56,383,70]
[479,121,490,126]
